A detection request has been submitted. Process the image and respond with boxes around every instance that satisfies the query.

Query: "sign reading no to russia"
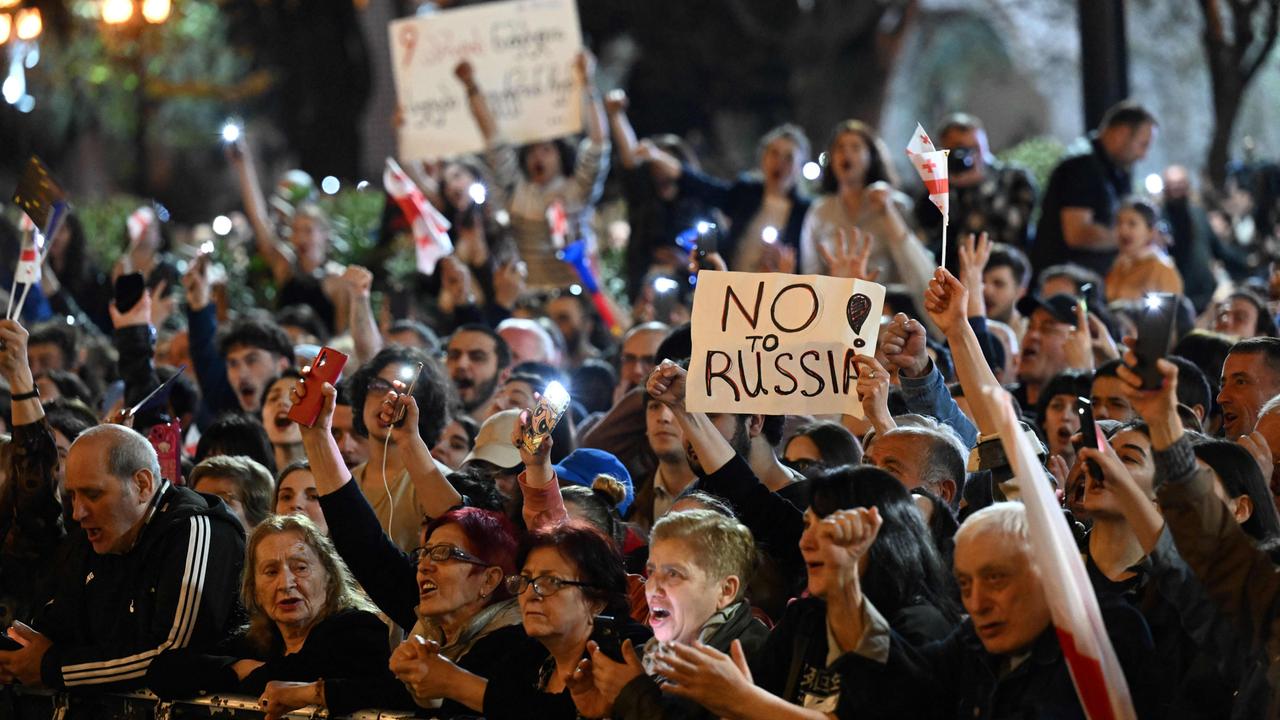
[688,271,886,417]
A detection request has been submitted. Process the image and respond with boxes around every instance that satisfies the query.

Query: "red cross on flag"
[546,200,568,249]
[127,206,156,247]
[905,122,949,219]
[384,157,454,275]
[15,247,40,284]
[906,122,936,156]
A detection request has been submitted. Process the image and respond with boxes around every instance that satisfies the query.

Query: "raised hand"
[853,355,895,434]
[493,259,527,310]
[567,651,612,719]
[957,232,991,318]
[1063,301,1094,371]
[511,402,556,485]
[1114,338,1181,449]
[878,312,929,378]
[290,366,338,436]
[646,360,687,409]
[182,254,213,312]
[453,60,476,89]
[0,319,32,386]
[377,378,424,448]
[922,267,969,337]
[819,227,880,282]
[604,89,628,116]
[109,287,155,329]
[574,49,597,86]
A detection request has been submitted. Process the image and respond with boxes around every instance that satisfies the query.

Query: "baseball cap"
[462,409,522,469]
[1016,293,1081,327]
[553,448,634,516]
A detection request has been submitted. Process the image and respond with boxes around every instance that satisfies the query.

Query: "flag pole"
[941,149,950,269]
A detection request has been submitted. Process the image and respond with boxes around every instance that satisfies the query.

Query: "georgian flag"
[383,157,453,275]
[15,213,41,284]
[905,123,949,219]
[547,199,568,249]
[989,389,1137,720]
[127,206,156,246]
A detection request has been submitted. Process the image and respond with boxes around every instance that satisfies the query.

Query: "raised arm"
[339,265,383,367]
[923,268,1003,435]
[226,135,295,285]
[454,61,499,144]
[379,380,463,520]
[604,90,640,170]
[513,405,568,531]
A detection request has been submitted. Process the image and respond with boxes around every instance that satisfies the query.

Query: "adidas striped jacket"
[33,481,246,690]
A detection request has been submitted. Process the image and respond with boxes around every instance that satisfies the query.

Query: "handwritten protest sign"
[688,271,886,417]
[389,0,584,160]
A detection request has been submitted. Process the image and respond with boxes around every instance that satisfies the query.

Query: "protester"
[1104,197,1183,301]
[800,120,931,292]
[0,424,245,690]
[1033,100,1158,276]
[189,454,275,532]
[146,515,400,717]
[273,460,327,534]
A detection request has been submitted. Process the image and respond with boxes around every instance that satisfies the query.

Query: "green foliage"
[324,188,386,267]
[74,194,144,268]
[998,136,1066,192]
[28,0,252,162]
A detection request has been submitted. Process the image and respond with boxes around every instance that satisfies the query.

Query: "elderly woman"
[291,369,546,716]
[391,521,650,718]
[147,515,397,717]
[574,509,770,719]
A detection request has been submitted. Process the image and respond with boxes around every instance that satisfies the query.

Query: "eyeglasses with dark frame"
[411,543,489,567]
[505,574,598,598]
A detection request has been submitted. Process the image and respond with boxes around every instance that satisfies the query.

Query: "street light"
[102,0,133,24]
[14,6,39,39]
[141,0,170,24]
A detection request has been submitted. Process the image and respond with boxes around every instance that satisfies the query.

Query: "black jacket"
[612,601,770,720]
[677,167,810,268]
[749,596,953,716]
[34,481,246,691]
[836,600,1155,719]
[146,608,404,717]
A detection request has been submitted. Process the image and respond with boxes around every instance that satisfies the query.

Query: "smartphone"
[288,347,349,427]
[590,614,626,662]
[1076,396,1102,484]
[1132,293,1178,390]
[393,362,425,424]
[695,222,718,258]
[114,272,146,314]
[519,381,571,455]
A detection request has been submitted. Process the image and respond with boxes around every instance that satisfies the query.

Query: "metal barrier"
[1,685,423,719]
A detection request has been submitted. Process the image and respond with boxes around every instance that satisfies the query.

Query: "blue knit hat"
[553,448,633,516]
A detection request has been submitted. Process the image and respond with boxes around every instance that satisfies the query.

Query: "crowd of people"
[2,53,1280,718]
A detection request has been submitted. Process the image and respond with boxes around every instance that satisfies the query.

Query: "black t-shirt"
[1032,137,1130,277]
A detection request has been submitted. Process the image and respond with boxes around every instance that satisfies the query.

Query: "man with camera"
[914,113,1037,254]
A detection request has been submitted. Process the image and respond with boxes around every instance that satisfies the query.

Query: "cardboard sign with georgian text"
[688,271,885,417]
[388,0,584,160]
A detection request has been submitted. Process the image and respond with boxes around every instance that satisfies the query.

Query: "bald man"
[0,424,245,690]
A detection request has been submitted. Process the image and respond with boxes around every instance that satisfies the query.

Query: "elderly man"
[864,424,966,508]
[815,502,1154,717]
[0,424,245,690]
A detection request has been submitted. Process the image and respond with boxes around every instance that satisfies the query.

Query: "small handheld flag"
[547,200,568,249]
[905,123,950,266]
[384,157,454,275]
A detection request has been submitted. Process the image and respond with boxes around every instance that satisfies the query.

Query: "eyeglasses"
[505,574,597,598]
[368,378,397,395]
[411,543,488,567]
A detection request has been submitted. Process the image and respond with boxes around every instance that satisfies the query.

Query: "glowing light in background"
[141,0,170,24]
[1144,173,1164,195]
[15,7,41,39]
[321,176,340,195]
[211,215,232,235]
[802,161,821,181]
[102,0,134,25]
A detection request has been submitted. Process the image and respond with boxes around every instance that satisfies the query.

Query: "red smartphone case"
[288,347,349,427]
